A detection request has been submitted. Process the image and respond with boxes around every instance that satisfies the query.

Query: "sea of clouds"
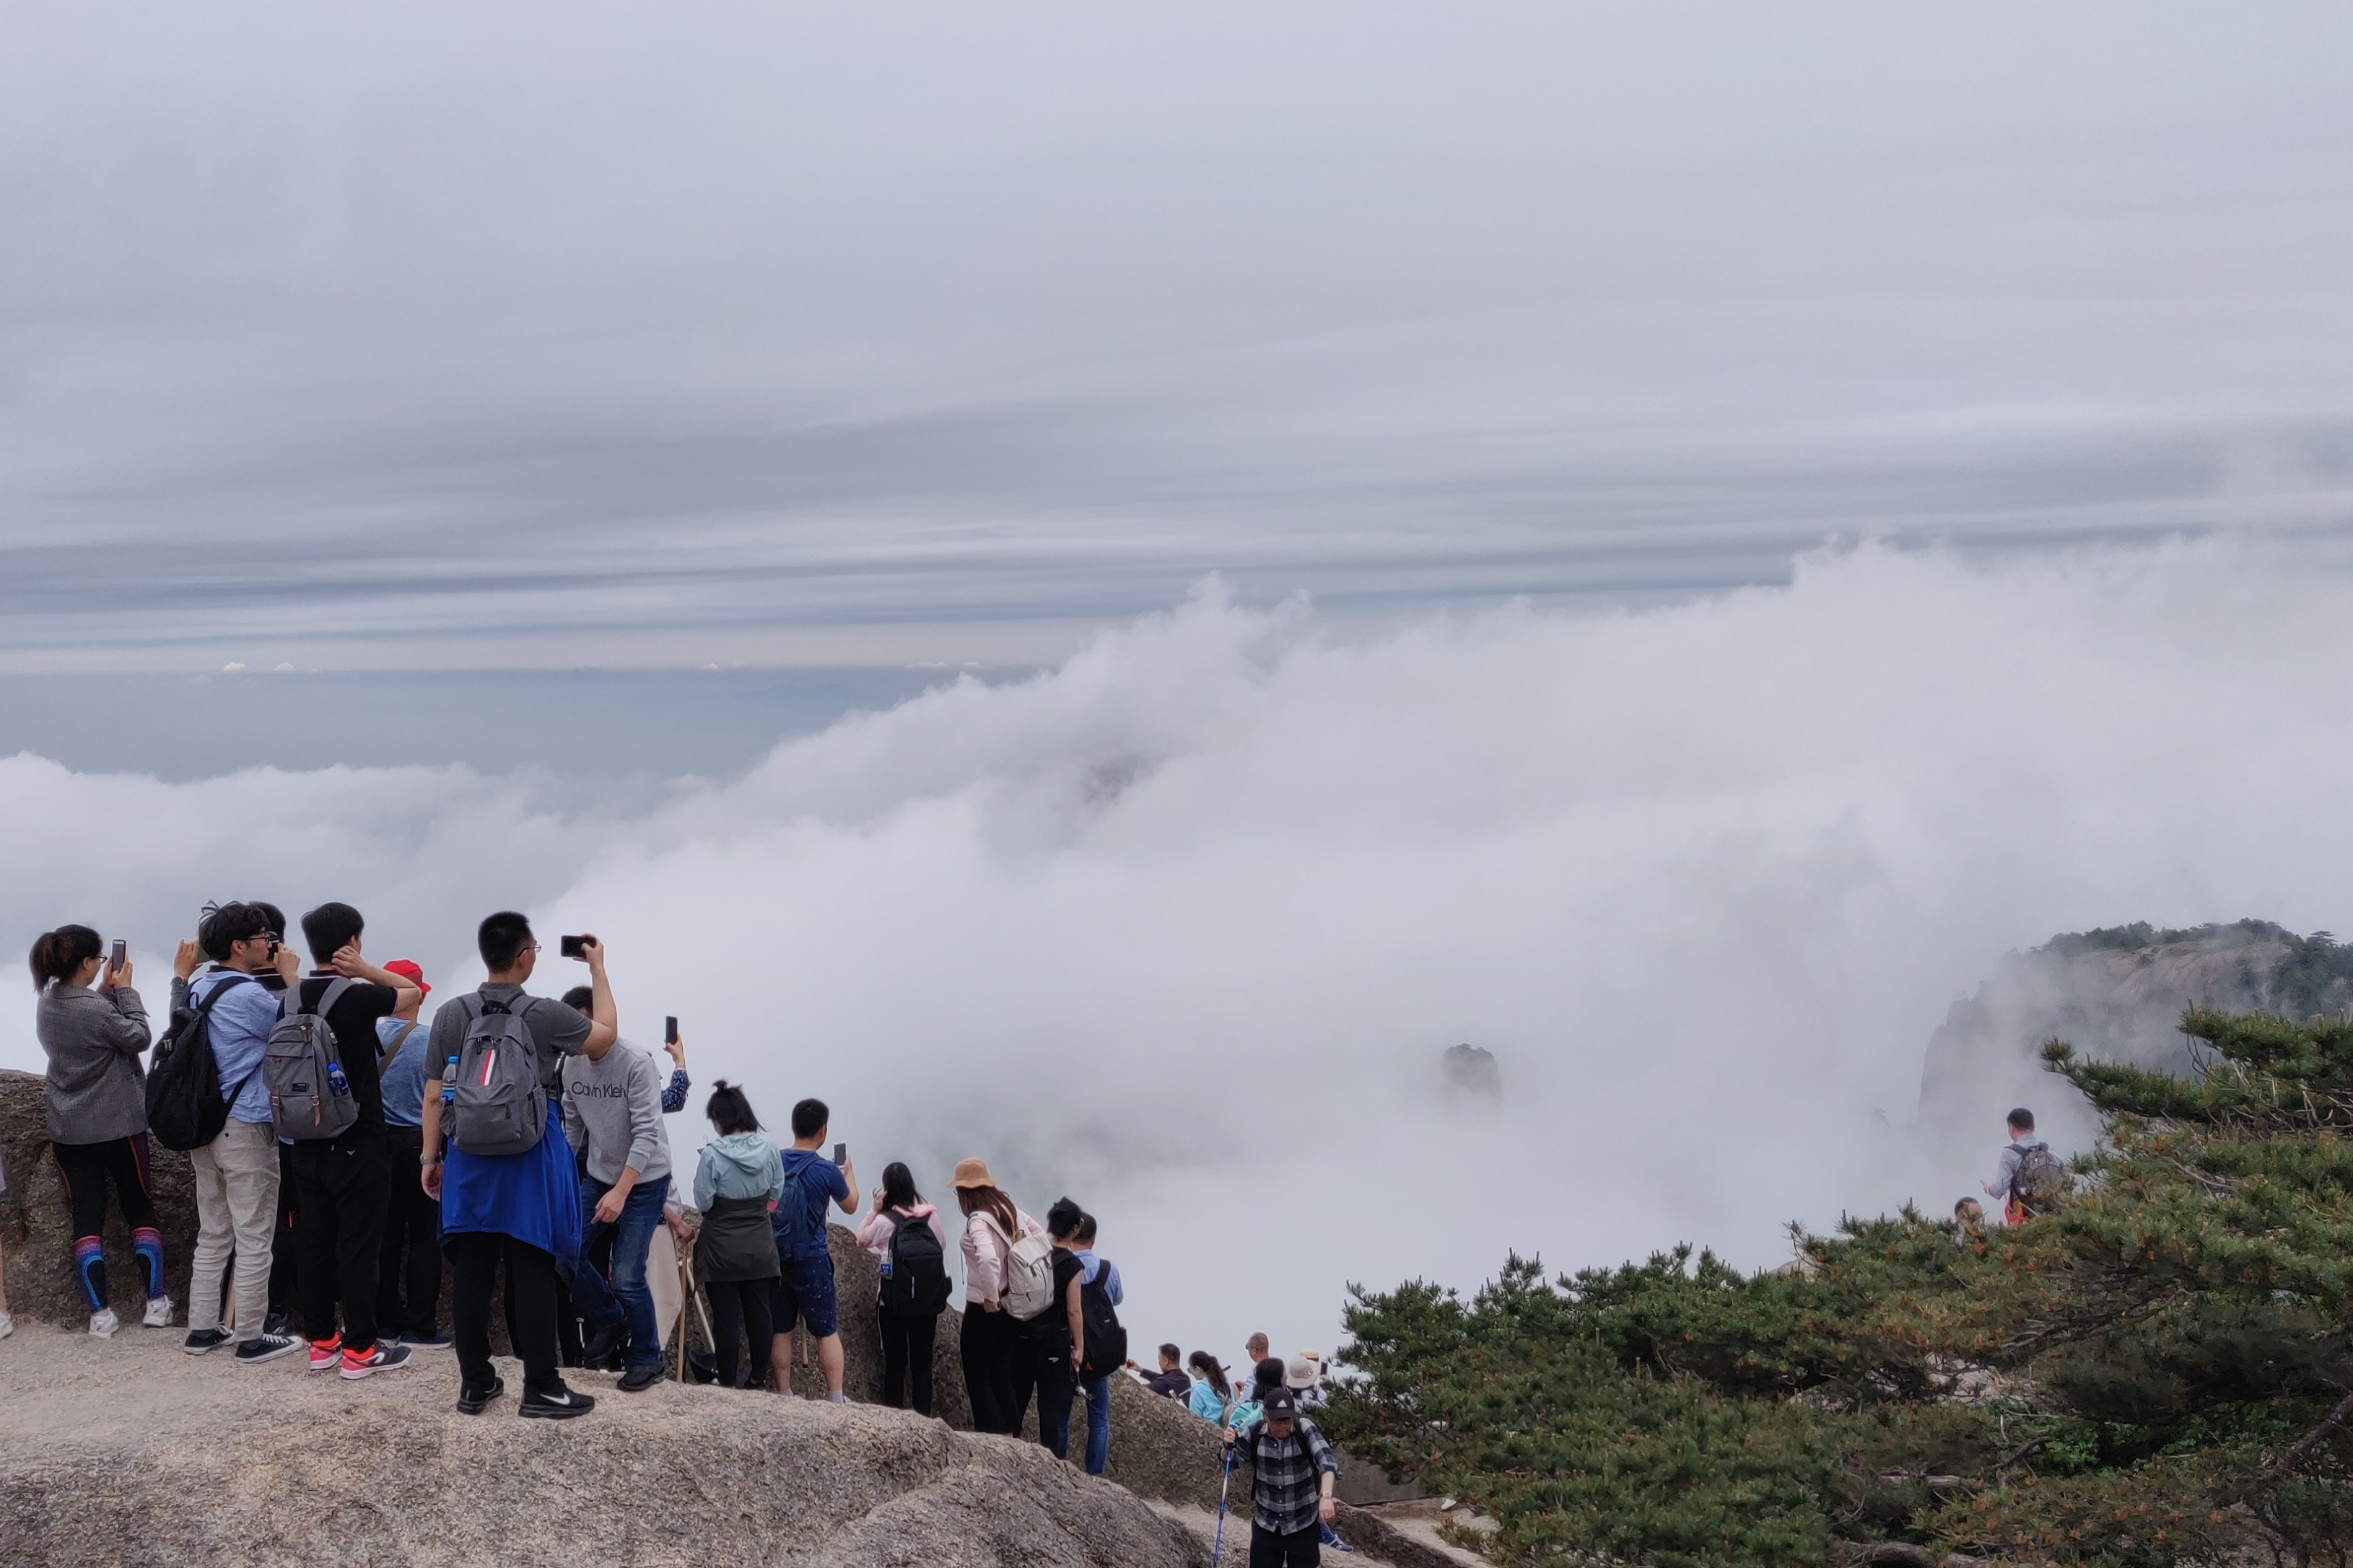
[5,537,2352,1361]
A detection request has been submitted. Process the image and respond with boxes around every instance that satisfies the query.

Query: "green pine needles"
[1325,1009,2353,1567]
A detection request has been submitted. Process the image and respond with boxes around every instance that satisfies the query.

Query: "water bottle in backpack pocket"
[450,992,547,1156]
[265,978,361,1142]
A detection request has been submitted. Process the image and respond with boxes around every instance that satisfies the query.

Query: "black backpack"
[2011,1143,2067,1216]
[145,973,258,1152]
[1079,1266,1127,1375]
[879,1207,952,1318]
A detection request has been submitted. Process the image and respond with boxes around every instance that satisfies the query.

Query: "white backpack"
[987,1212,1057,1321]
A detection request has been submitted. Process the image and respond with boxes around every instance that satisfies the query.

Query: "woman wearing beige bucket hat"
[949,1157,1044,1434]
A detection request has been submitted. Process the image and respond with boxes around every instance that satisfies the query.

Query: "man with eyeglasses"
[178,901,305,1365]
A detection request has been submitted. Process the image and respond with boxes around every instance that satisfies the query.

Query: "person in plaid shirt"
[1225,1384,1341,1567]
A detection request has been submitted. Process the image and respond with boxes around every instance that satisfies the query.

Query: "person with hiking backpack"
[418,911,616,1420]
[32,922,170,1341]
[855,1161,951,1414]
[161,905,302,1362]
[1223,1384,1341,1567]
[1029,1197,1093,1462]
[281,903,421,1380]
[769,1097,860,1401]
[1983,1106,2066,1224]
[1070,1210,1127,1475]
[948,1157,1045,1435]
[373,958,447,1349]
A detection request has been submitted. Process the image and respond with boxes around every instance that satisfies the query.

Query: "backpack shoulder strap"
[377,1018,419,1067]
[193,971,254,1015]
[315,976,359,1017]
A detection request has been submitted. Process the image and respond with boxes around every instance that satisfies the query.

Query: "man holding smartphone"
[557,986,673,1393]
[772,1098,858,1402]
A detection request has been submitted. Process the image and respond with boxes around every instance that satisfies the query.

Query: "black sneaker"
[401,1330,453,1349]
[520,1383,596,1420]
[263,1310,289,1338]
[457,1375,507,1416]
[234,1333,302,1365]
[580,1323,624,1370]
[616,1362,665,1393]
[184,1328,232,1355]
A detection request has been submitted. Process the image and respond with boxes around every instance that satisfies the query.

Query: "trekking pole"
[1210,1442,1235,1568]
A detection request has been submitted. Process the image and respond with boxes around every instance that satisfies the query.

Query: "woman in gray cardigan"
[32,924,168,1337]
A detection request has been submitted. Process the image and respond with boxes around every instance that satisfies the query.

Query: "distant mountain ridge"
[1917,919,2353,1142]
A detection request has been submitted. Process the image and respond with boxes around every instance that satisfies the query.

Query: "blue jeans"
[1083,1372,1112,1474]
[572,1173,668,1369]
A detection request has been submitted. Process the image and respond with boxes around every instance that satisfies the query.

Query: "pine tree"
[1325,1008,2353,1566]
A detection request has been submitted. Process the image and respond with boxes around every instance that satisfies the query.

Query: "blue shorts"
[770,1251,838,1338]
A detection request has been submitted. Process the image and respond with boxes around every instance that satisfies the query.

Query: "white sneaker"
[0,1311,14,1340]
[142,1295,175,1328]
[90,1308,121,1339]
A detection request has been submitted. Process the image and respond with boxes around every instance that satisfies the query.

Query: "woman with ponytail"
[31,923,167,1338]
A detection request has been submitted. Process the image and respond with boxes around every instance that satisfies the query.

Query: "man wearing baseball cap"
[374,959,448,1348]
[1225,1383,1342,1567]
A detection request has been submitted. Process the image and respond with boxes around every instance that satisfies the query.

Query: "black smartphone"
[834,1142,846,1165]
[664,1015,678,1044]
[559,935,588,959]
[109,940,126,971]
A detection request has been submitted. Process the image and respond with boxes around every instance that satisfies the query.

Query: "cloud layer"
[4,4,2350,665]
[6,539,2352,1357]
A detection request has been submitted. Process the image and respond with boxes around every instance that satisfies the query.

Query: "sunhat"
[948,1157,999,1190]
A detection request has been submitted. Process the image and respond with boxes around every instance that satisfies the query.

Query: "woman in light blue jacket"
[1186,1351,1232,1423]
[689,1081,785,1388]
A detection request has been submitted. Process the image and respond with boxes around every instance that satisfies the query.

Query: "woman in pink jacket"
[855,1162,951,1414]
[948,1157,1041,1435]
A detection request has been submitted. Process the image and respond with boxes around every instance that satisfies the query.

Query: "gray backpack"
[266,978,359,1142]
[449,991,546,1156]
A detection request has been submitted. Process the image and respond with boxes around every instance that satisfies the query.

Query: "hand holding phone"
[665,1015,678,1045]
[559,934,588,959]
[834,1142,847,1165]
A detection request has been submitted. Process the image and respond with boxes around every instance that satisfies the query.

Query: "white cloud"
[6,539,2352,1358]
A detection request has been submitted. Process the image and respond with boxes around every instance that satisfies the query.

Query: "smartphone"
[834,1142,846,1165]
[109,939,126,971]
[665,1015,678,1045]
[559,934,588,959]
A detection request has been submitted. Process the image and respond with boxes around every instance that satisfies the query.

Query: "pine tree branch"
[2258,1388,2353,1484]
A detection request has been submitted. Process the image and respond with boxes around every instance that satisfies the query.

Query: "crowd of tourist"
[16,903,1348,1563]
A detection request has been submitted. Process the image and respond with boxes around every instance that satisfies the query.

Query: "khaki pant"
[188,1118,281,1341]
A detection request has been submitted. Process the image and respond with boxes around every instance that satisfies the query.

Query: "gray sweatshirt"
[38,983,152,1144]
[560,1041,671,1188]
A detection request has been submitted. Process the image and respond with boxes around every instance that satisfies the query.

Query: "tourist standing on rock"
[949,1157,1042,1434]
[1187,1352,1232,1422]
[688,1080,784,1389]
[32,923,171,1339]
[287,903,420,1380]
[419,913,613,1420]
[1070,1211,1125,1476]
[769,1098,858,1403]
[374,959,447,1349]
[177,905,303,1363]
[855,1160,951,1414]
[1983,1107,2064,1225]
[559,986,673,1393]
[1227,1356,1284,1436]
[1030,1197,1091,1462]
[1225,1385,1340,1568]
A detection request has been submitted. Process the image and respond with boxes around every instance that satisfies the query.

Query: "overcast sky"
[4,3,2349,671]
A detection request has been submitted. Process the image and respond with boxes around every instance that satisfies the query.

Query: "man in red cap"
[375,958,448,1348]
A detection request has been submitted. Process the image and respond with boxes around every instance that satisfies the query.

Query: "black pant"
[449,1232,562,1396]
[705,1279,774,1390]
[294,1132,390,1353]
[878,1304,938,1414]
[1250,1524,1321,1568]
[269,1140,300,1318]
[961,1302,1023,1433]
[51,1135,162,1306]
[1024,1326,1076,1455]
[375,1126,442,1337]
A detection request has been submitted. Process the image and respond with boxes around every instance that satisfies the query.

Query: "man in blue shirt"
[772,1097,859,1402]
[374,958,446,1348]
[179,902,302,1365]
[1072,1212,1123,1476]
